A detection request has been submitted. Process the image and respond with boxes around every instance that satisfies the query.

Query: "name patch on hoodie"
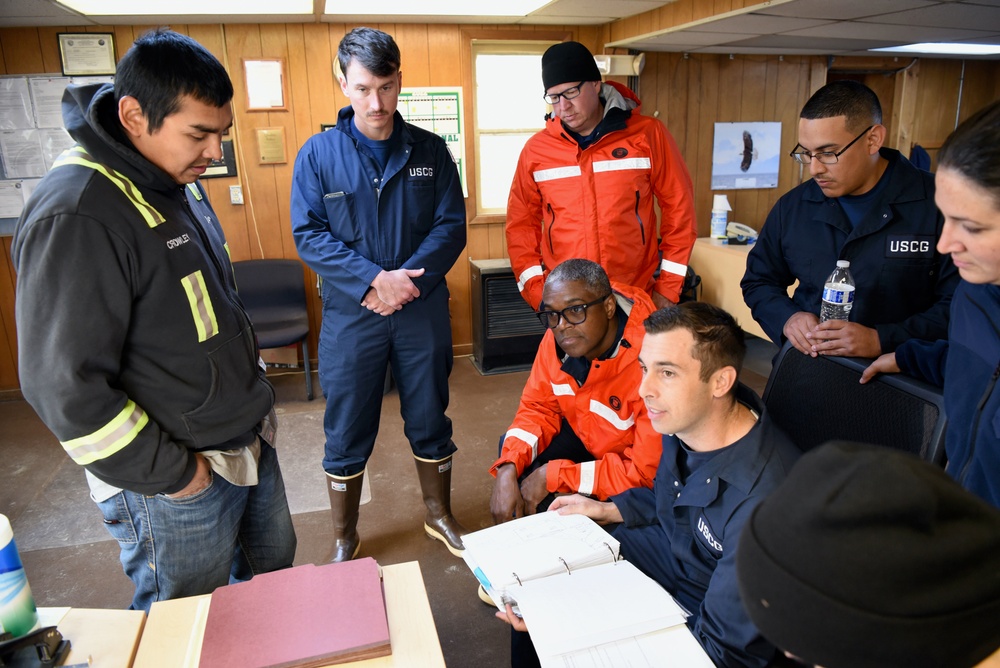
[886,235,934,258]
[166,233,191,249]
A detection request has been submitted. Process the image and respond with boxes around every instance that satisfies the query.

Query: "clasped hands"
[782,311,882,358]
[490,463,549,524]
[362,267,425,316]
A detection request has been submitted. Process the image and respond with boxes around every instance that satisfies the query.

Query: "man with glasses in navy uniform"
[488,259,661,527]
[742,80,958,358]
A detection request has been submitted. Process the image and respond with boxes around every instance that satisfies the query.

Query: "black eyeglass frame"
[536,294,612,329]
[543,81,587,105]
[789,125,875,165]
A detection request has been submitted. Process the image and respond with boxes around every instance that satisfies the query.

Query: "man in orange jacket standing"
[506,41,697,311]
[489,259,661,523]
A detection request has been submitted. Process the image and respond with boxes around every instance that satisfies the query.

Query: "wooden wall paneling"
[258,24,298,261]
[288,23,337,362]
[577,25,601,52]
[913,59,963,150]
[694,56,722,236]
[0,30,7,73]
[958,60,1000,123]
[35,27,66,73]
[732,56,768,226]
[714,0,735,15]
[890,61,919,156]
[466,226,490,261]
[306,24,339,131]
[425,26,471,348]
[395,23,431,87]
[0,28,45,73]
[0,237,17,390]
[226,24,281,261]
[756,55,782,222]
[663,54,689,156]
[672,1,695,26]
[110,25,136,60]
[427,25,461,85]
[771,58,799,216]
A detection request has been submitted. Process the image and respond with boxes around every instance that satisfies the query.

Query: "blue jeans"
[96,442,297,611]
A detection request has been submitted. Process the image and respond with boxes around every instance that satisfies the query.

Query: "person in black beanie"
[736,441,1000,668]
[505,40,697,313]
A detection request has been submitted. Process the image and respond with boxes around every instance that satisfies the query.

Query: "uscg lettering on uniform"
[166,233,191,249]
[886,235,934,258]
[697,515,723,554]
[408,166,434,180]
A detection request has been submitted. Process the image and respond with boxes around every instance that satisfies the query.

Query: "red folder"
[199,558,391,667]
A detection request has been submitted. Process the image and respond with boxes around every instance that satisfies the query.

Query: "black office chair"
[232,259,314,401]
[762,341,946,465]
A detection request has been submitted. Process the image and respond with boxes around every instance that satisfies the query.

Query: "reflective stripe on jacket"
[506,81,697,309]
[489,283,661,498]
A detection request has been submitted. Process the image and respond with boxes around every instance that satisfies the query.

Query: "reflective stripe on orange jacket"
[489,283,661,498]
[506,81,697,309]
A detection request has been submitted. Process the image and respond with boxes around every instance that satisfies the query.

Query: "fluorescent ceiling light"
[872,42,1000,56]
[56,0,312,14]
[325,0,551,16]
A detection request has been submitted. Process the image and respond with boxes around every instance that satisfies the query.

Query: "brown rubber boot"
[326,471,363,563]
[414,455,468,557]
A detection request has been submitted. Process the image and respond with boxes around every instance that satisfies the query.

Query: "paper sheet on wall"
[29,77,71,128]
[0,130,46,178]
[0,78,33,130]
[399,87,467,198]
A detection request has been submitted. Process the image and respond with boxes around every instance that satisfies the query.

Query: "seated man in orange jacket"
[489,259,661,523]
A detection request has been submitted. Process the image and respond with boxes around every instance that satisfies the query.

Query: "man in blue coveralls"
[291,27,468,562]
[500,303,801,667]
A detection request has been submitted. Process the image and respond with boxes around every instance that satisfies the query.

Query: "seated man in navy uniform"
[499,302,801,667]
[741,80,957,359]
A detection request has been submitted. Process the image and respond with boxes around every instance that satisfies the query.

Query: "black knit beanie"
[736,441,1000,668]
[541,41,602,91]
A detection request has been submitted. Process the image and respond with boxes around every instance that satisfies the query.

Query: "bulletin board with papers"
[0,74,110,236]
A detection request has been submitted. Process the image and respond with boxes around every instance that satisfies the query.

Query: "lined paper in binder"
[461,513,707,665]
[460,512,621,613]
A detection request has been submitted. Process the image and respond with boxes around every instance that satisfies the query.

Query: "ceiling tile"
[530,0,668,19]
[687,14,832,34]
[860,2,1000,28]
[752,0,937,21]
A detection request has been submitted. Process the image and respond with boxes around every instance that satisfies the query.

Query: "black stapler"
[0,627,71,667]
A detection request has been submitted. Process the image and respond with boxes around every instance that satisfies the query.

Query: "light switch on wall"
[229,185,244,205]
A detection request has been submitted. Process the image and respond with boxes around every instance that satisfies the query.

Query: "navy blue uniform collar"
[661,384,771,507]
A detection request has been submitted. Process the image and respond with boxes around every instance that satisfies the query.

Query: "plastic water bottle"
[711,194,731,239]
[820,260,855,323]
[0,514,39,638]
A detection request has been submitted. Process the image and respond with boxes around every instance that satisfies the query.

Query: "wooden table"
[36,607,146,667]
[132,561,445,667]
[690,237,796,340]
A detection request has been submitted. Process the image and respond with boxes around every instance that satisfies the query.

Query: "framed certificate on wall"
[58,33,116,76]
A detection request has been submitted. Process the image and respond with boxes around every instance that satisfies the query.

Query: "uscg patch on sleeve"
[886,235,935,258]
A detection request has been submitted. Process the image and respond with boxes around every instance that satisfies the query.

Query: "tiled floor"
[0,336,776,667]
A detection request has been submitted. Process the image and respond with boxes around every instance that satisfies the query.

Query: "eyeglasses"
[543,82,587,105]
[536,294,611,329]
[789,125,874,165]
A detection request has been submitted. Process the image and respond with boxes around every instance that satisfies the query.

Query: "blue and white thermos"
[0,513,38,638]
